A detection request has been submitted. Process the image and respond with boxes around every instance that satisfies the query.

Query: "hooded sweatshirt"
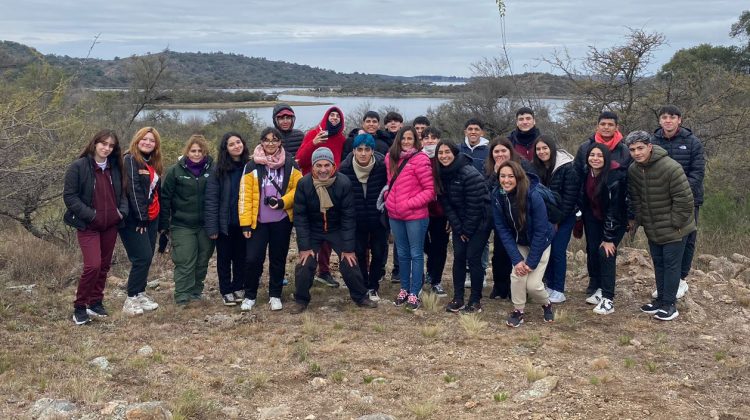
[273,103,305,157]
[459,136,490,172]
[295,106,346,175]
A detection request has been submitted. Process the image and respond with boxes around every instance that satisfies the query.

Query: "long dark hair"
[433,140,460,195]
[80,129,122,167]
[587,143,612,198]
[498,160,529,231]
[484,137,521,179]
[216,131,249,178]
[388,125,421,179]
[531,135,558,186]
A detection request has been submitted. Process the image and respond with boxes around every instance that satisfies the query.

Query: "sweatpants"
[74,226,118,309]
[451,227,491,304]
[424,215,449,285]
[171,225,215,303]
[583,215,625,300]
[245,217,293,299]
[216,226,246,295]
[649,236,688,305]
[354,226,388,291]
[119,218,158,297]
[510,246,551,310]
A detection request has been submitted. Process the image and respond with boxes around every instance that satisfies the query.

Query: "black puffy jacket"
[652,127,705,206]
[273,103,305,157]
[204,160,244,237]
[293,174,356,252]
[438,154,491,237]
[337,152,388,229]
[545,150,579,218]
[580,166,628,242]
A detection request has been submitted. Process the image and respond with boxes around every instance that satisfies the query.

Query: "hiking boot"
[269,297,282,311]
[223,293,237,306]
[394,289,408,306]
[367,289,381,302]
[72,307,91,325]
[654,303,679,321]
[506,310,524,328]
[87,301,109,318]
[460,301,482,314]
[593,298,614,315]
[122,296,144,316]
[289,301,308,314]
[542,303,554,322]
[548,290,567,303]
[233,290,245,301]
[136,292,159,311]
[585,288,602,305]
[240,298,256,311]
[445,299,464,313]
[315,272,340,288]
[640,299,662,315]
[431,284,447,297]
[357,298,378,309]
[405,294,421,311]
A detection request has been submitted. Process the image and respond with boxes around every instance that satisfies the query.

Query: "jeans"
[354,226,388,291]
[171,225,215,303]
[582,214,624,300]
[545,214,576,292]
[681,207,699,279]
[452,228,491,304]
[74,226,118,308]
[119,218,158,297]
[216,226,246,295]
[389,217,429,296]
[424,215,449,285]
[649,236,688,305]
[246,217,293,299]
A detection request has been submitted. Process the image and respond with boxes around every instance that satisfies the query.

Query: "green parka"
[159,156,213,229]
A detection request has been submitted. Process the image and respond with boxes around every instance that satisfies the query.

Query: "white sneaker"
[122,296,144,316]
[136,292,159,311]
[240,298,255,311]
[585,288,602,305]
[269,297,282,311]
[593,297,614,315]
[548,290,567,303]
[652,279,689,299]
[367,289,381,302]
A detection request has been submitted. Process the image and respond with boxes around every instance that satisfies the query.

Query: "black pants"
[583,214,624,300]
[424,215,449,286]
[354,226,388,291]
[649,236,688,305]
[216,226,246,295]
[294,232,369,305]
[682,207,699,279]
[245,217,292,299]
[491,231,512,299]
[451,227,491,304]
[119,218,158,297]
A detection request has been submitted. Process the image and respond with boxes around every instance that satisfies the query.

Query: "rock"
[305,416,316,420]
[90,356,110,370]
[371,377,387,384]
[697,254,718,266]
[30,398,77,419]
[124,401,173,420]
[709,257,737,279]
[221,406,240,419]
[310,377,327,389]
[629,339,642,347]
[101,400,128,416]
[464,400,478,409]
[684,296,707,323]
[731,253,750,265]
[357,415,396,420]
[349,390,362,399]
[719,295,734,304]
[513,376,559,401]
[147,280,161,289]
[707,271,726,283]
[575,250,586,264]
[137,345,154,357]
[258,404,290,420]
[361,396,374,404]
[702,290,714,301]
[110,275,127,288]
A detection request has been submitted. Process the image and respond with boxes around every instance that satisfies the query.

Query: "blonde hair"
[128,126,164,175]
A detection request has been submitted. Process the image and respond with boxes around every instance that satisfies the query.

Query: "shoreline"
[147,100,332,110]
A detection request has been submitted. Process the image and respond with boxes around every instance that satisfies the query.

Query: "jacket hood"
[463,136,490,150]
[552,149,574,172]
[272,103,296,131]
[318,106,345,135]
[653,126,693,140]
[639,144,669,167]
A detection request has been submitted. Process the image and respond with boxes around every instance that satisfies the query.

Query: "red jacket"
[295,106,346,175]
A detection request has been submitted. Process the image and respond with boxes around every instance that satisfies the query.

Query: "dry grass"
[407,401,437,419]
[525,360,548,383]
[590,357,610,370]
[420,291,440,312]
[458,313,488,338]
[421,325,442,338]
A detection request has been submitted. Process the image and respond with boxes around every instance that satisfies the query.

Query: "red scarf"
[594,131,623,151]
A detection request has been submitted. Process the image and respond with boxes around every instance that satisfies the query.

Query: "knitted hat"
[623,130,652,146]
[352,133,375,149]
[312,147,335,165]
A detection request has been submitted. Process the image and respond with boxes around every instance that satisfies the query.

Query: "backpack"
[535,183,563,224]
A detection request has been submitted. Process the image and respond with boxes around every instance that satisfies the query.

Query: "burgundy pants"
[74,226,118,308]
[317,241,332,274]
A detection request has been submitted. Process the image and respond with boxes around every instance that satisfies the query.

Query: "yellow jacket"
[238,158,302,229]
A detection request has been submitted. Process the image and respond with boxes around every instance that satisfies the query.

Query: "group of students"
[63,102,703,327]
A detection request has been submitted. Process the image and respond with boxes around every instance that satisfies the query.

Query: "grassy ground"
[1,231,749,419]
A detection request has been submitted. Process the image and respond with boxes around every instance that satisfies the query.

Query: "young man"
[342,111,392,157]
[507,107,541,161]
[421,127,448,296]
[272,103,304,157]
[625,131,695,321]
[651,105,705,299]
[460,118,490,172]
[289,147,378,313]
[383,111,404,142]
[413,116,430,139]
[574,111,632,178]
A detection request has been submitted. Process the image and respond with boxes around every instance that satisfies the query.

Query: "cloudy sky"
[2,0,746,77]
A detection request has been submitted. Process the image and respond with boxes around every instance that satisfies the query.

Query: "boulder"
[709,257,737,279]
[513,376,559,401]
[258,404,290,420]
[124,402,172,420]
[30,398,77,419]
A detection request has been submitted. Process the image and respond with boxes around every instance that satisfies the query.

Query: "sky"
[2,0,746,77]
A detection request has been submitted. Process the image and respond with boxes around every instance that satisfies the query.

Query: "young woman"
[64,129,128,325]
[205,132,250,306]
[580,143,627,314]
[531,136,578,303]
[159,135,215,305]
[436,141,491,313]
[239,127,302,311]
[421,127,449,297]
[493,161,555,327]
[384,126,435,311]
[120,127,163,316]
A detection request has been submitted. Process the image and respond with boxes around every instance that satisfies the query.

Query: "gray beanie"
[311,147,335,165]
[623,130,652,147]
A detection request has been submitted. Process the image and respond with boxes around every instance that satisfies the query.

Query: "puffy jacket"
[342,128,393,158]
[63,156,128,230]
[580,166,628,242]
[273,103,305,157]
[204,161,244,237]
[296,106,346,175]
[122,153,161,225]
[628,145,696,244]
[384,150,435,221]
[159,156,213,229]
[508,127,540,161]
[546,150,579,218]
[459,137,490,172]
[338,152,388,229]
[293,174,356,252]
[573,135,632,179]
[492,173,555,269]
[438,154,490,237]
[652,127,705,206]
[238,154,302,230]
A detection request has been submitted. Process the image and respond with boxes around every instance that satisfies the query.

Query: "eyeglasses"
[262,137,281,144]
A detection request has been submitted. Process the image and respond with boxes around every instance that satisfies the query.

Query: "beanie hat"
[353,133,375,149]
[623,130,652,147]
[312,147,335,165]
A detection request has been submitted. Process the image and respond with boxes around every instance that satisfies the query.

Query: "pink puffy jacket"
[385,151,435,221]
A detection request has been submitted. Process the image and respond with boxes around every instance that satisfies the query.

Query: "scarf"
[400,148,417,159]
[253,144,286,169]
[353,155,375,184]
[594,131,623,152]
[312,176,336,231]
[515,127,539,147]
[185,157,207,178]
[326,120,342,136]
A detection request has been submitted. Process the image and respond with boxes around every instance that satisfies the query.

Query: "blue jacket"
[492,173,555,269]
[459,137,490,173]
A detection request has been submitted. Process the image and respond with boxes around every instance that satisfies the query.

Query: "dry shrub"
[525,360,548,383]
[420,291,440,312]
[590,357,610,370]
[0,228,77,288]
[459,313,488,338]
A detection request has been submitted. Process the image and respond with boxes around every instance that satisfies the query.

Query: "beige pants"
[511,245,551,310]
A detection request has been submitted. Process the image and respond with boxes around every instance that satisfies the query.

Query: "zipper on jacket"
[505,194,519,243]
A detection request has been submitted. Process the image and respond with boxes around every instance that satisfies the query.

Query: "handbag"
[380,156,411,227]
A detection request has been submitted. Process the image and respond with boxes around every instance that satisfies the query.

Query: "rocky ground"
[1,239,749,419]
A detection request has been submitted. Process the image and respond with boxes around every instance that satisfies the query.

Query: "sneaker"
[240,298,256,311]
[653,279,689,299]
[136,292,159,311]
[461,301,482,314]
[86,302,109,318]
[233,290,245,300]
[506,310,524,328]
[72,307,91,325]
[425,272,433,285]
[545,286,553,295]
[367,289,381,302]
[542,303,554,322]
[223,293,237,306]
[394,289,408,306]
[357,298,378,309]
[654,303,679,321]
[445,299,464,313]
[585,288,602,305]
[405,294,421,311]
[282,278,289,286]
[289,301,308,314]
[390,270,400,284]
[269,297,282,311]
[315,272,340,288]
[640,299,662,315]
[431,284,447,297]
[592,298,614,315]
[122,296,144,316]
[548,290,567,303]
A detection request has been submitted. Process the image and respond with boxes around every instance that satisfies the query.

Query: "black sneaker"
[431,284,448,297]
[222,293,237,306]
[445,299,464,313]
[390,270,400,284]
[394,289,408,306]
[425,272,433,285]
[73,307,91,325]
[86,302,109,318]
[357,298,378,309]
[640,299,662,315]
[542,303,554,322]
[506,310,524,328]
[315,272,340,288]
[654,304,679,321]
[461,301,482,314]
